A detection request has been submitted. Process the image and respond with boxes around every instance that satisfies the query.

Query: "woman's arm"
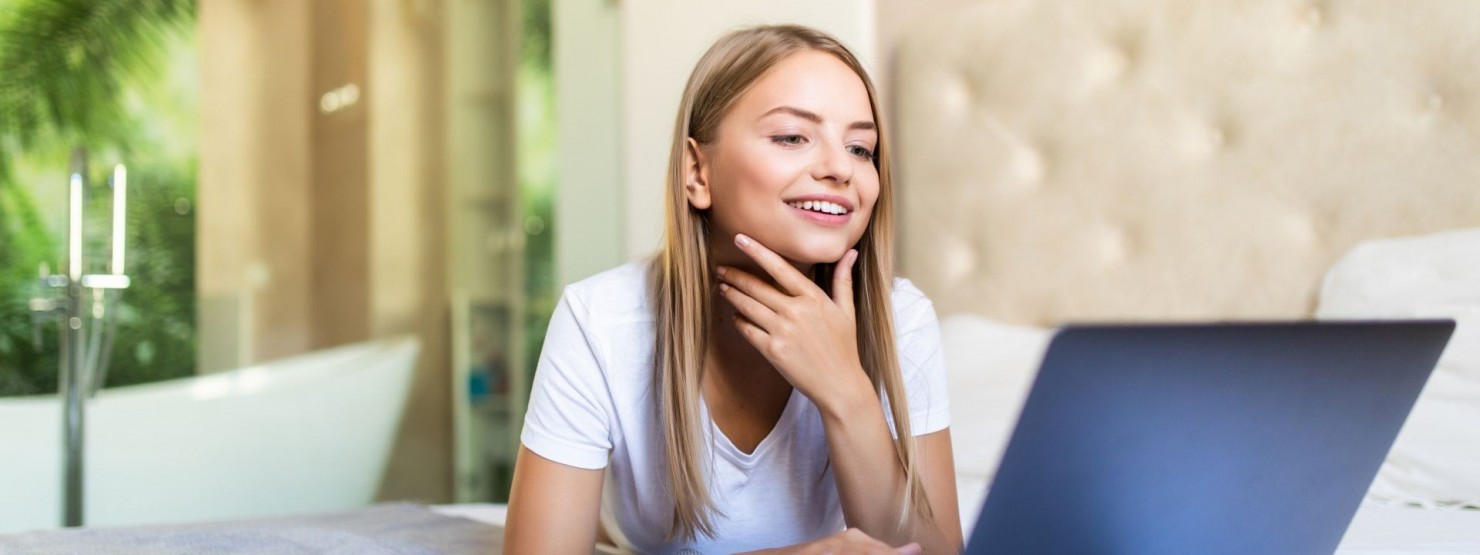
[817,385,963,554]
[916,429,964,548]
[715,236,962,553]
[503,445,606,554]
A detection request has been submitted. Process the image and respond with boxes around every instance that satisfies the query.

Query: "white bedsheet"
[433,504,623,554]
[1337,504,1480,554]
[432,503,1480,554]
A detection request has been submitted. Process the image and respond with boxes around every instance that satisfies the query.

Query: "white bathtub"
[0,335,420,533]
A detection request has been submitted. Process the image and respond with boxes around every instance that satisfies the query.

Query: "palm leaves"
[0,0,194,178]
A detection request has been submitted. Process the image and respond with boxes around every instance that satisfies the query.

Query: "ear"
[683,137,712,210]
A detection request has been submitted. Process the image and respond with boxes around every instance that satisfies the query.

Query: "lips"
[782,193,855,213]
[786,202,851,227]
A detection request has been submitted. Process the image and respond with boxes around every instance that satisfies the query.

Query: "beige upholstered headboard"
[889,0,1480,327]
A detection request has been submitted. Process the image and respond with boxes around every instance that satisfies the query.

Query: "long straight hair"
[650,25,932,540]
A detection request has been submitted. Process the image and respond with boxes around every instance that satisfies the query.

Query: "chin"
[771,236,852,265]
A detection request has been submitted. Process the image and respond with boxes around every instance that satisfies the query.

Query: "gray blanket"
[0,503,503,555]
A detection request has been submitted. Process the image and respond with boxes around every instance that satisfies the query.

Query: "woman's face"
[687,50,880,271]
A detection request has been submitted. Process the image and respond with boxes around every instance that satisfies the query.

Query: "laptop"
[963,320,1455,555]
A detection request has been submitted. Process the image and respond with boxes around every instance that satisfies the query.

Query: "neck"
[707,236,814,286]
[705,276,790,395]
[702,236,815,389]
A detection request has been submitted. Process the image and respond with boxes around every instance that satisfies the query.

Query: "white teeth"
[788,200,848,215]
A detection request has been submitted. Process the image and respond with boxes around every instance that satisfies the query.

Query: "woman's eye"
[848,145,876,160]
[771,135,805,146]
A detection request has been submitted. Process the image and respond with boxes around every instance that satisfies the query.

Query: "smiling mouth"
[784,199,851,215]
[784,201,852,226]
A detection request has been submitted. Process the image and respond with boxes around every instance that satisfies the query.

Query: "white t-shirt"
[521,261,950,554]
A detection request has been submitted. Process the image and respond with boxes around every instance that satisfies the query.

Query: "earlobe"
[683,137,712,210]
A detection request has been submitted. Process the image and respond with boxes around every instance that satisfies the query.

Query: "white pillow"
[939,315,1052,535]
[1316,227,1480,508]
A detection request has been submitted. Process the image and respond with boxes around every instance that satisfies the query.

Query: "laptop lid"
[964,320,1455,555]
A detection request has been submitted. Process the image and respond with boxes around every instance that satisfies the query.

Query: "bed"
[5,2,1479,553]
[887,0,1480,552]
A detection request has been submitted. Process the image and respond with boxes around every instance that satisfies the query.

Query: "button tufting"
[890,0,1479,327]
[1301,5,1324,27]
[1011,144,1047,183]
[1207,126,1227,150]
[1097,226,1131,267]
[1084,44,1130,85]
[941,234,977,286]
[940,74,972,117]
[1283,213,1318,248]
[1426,92,1445,112]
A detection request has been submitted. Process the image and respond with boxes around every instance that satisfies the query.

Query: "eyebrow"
[760,105,876,132]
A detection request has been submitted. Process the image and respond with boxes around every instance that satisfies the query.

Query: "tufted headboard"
[888,0,1480,327]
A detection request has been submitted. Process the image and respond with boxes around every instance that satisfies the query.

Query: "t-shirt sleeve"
[896,279,951,437]
[520,287,615,470]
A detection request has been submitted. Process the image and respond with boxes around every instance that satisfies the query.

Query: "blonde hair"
[650,24,932,540]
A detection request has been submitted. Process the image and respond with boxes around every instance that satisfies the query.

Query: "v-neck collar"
[700,387,804,468]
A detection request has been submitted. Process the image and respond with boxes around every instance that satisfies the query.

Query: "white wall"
[556,0,876,285]
[554,0,625,287]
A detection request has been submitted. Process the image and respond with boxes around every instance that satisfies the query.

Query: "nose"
[811,139,854,187]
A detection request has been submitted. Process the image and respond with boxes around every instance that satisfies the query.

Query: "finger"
[719,282,779,331]
[734,233,820,297]
[894,543,922,555]
[831,249,858,318]
[732,312,770,346]
[716,266,790,311]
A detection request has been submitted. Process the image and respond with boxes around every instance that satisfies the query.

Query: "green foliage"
[0,0,197,397]
[521,0,551,70]
[0,182,59,394]
[85,160,197,391]
[0,0,194,180]
[0,159,195,396]
[519,0,556,401]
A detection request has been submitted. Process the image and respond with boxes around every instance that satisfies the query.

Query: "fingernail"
[718,283,729,293]
[848,249,858,265]
[735,234,751,248]
[716,266,727,276]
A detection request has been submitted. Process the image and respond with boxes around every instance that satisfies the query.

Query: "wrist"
[815,367,878,424]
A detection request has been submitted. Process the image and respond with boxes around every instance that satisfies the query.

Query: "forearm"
[817,372,955,554]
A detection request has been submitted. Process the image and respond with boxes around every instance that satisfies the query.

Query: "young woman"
[505,24,962,554]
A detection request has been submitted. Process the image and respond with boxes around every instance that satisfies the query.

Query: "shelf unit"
[447,0,525,504]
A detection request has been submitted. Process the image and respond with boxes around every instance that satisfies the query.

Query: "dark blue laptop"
[964,321,1455,555]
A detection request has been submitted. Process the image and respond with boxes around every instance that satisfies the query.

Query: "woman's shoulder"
[889,276,933,312]
[890,276,929,304]
[889,276,937,333]
[561,260,656,324]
